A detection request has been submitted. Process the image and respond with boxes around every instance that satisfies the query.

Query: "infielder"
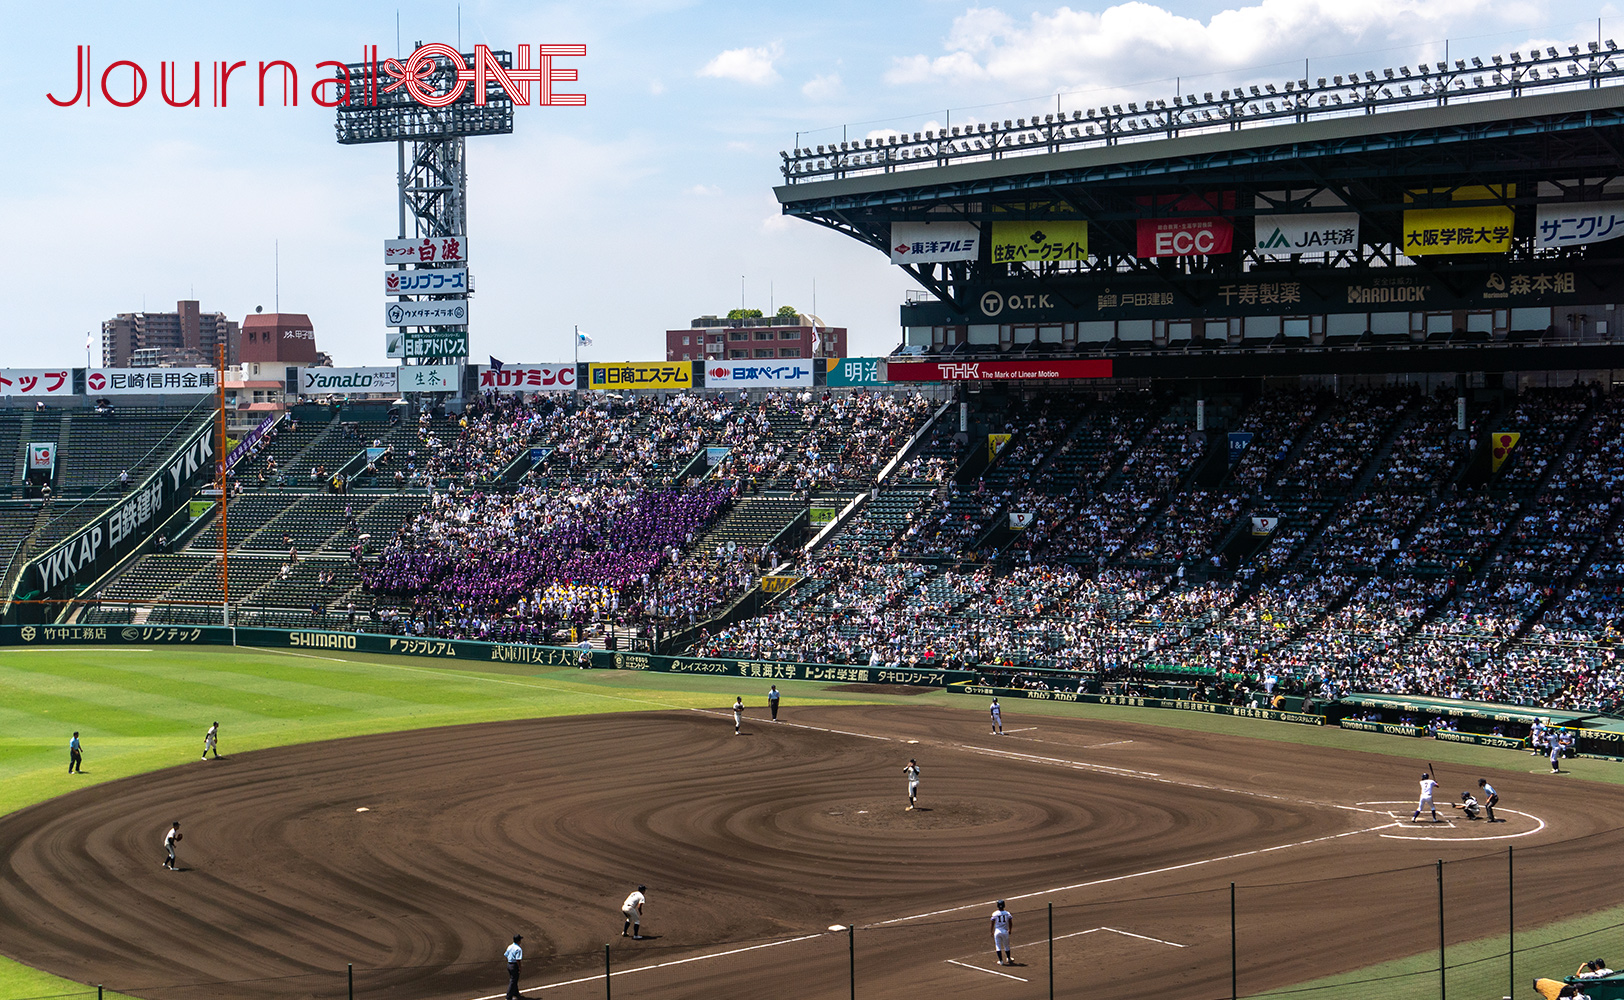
[733,696,744,735]
[990,698,1003,736]
[990,900,1014,966]
[622,885,646,939]
[903,758,921,810]
[1411,773,1440,823]
[202,721,219,760]
[1477,779,1500,822]
[69,732,82,774]
[163,821,182,870]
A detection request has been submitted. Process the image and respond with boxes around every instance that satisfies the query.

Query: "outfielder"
[903,758,921,810]
[1411,773,1440,823]
[202,722,219,760]
[622,885,646,939]
[990,699,1003,736]
[991,900,1014,966]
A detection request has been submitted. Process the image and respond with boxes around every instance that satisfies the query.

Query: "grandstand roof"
[1341,693,1599,725]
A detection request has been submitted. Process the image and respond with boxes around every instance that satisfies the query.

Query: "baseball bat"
[1429,760,1436,781]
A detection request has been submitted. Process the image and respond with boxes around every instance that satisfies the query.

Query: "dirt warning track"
[1,705,1620,1000]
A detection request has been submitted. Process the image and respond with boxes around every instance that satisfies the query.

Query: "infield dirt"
[1,704,1618,1000]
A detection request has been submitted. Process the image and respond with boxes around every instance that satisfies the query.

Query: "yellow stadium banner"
[760,574,803,594]
[586,361,693,391]
[1402,185,1514,256]
[990,220,1089,263]
[988,433,1012,461]
[1490,431,1521,473]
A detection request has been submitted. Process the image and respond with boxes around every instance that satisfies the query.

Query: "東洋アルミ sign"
[587,362,693,390]
[385,236,467,264]
[886,359,1113,382]
[704,363,813,388]
[386,269,467,294]
[890,221,980,264]
[386,300,468,327]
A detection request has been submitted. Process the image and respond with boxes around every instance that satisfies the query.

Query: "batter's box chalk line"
[946,926,1185,981]
[1353,801,1548,841]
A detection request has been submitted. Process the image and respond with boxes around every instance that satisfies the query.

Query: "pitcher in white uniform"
[990,900,1014,966]
[903,759,920,810]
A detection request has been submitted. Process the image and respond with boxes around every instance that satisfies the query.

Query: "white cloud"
[885,0,1489,90]
[699,42,783,85]
[649,79,666,95]
[801,73,842,100]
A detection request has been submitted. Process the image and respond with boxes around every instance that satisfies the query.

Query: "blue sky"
[0,0,1617,366]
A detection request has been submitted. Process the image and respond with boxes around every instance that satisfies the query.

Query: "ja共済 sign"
[1253,213,1360,255]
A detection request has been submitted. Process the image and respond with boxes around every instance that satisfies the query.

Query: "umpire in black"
[503,934,524,999]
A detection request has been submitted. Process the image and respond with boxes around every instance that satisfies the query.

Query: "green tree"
[776,305,799,318]
[726,308,764,320]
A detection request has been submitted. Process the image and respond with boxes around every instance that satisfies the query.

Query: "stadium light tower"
[334,46,517,368]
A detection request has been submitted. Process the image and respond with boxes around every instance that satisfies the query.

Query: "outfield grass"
[0,644,1618,1000]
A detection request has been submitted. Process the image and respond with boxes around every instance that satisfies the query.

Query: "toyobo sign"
[386,269,468,294]
[386,300,468,326]
[704,363,814,388]
[385,236,468,264]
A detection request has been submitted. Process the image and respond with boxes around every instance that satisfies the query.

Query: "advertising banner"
[384,236,467,264]
[1490,431,1521,473]
[988,433,1012,461]
[400,332,469,358]
[759,575,803,594]
[705,446,731,467]
[297,367,399,395]
[1402,187,1514,256]
[1253,213,1360,254]
[1251,516,1279,536]
[225,413,277,471]
[0,370,72,396]
[85,368,218,395]
[385,300,469,327]
[478,364,578,391]
[28,442,55,471]
[886,359,1113,382]
[809,506,838,525]
[990,220,1088,263]
[26,421,215,600]
[385,268,468,294]
[398,365,460,392]
[824,357,888,387]
[890,221,980,265]
[703,362,814,388]
[1136,216,1234,257]
[1009,511,1034,529]
[587,362,694,390]
[385,331,404,358]
[1227,431,1253,466]
[1535,201,1624,248]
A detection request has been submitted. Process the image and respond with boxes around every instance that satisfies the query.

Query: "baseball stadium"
[13,37,1624,1000]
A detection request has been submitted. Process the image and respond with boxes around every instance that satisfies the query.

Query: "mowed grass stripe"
[0,676,199,737]
[168,650,515,708]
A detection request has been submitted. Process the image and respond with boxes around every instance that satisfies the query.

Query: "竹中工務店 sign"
[887,360,1113,382]
[890,221,980,264]
[385,269,468,294]
[478,364,577,391]
[587,362,693,390]
[0,369,72,396]
[704,363,813,388]
[990,221,1088,264]
[385,300,468,327]
[85,368,217,394]
[1253,213,1360,255]
[384,236,467,264]
[1535,201,1624,249]
[399,333,470,358]
[1402,186,1514,256]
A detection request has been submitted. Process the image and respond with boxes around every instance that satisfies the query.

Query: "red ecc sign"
[1136,217,1234,258]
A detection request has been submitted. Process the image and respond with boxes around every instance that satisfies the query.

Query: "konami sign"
[887,360,1113,382]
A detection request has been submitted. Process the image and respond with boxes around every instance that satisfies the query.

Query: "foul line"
[688,708,896,742]
[945,959,1028,982]
[466,932,825,999]
[872,819,1398,927]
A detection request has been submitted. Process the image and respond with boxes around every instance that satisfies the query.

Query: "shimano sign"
[704,363,813,388]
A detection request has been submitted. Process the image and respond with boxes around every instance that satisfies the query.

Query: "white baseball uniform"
[991,907,1012,951]
[1417,778,1438,811]
[622,890,644,919]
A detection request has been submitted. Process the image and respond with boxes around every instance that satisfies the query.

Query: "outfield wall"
[9,624,1623,760]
